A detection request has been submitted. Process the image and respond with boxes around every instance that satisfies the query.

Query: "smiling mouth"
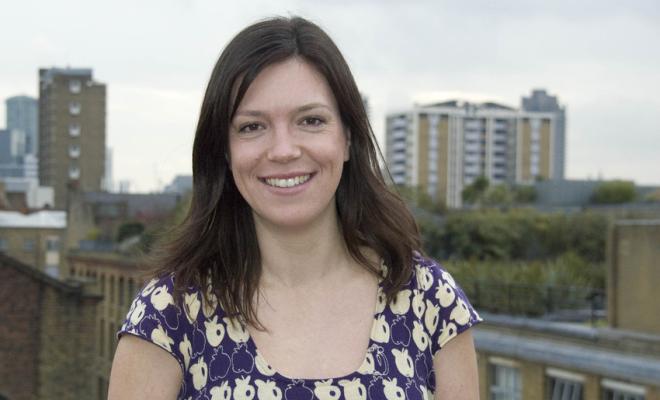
[262,174,312,188]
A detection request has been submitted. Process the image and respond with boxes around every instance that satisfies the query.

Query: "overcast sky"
[1,0,658,192]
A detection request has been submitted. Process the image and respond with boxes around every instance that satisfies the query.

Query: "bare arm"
[108,334,183,400]
[433,329,480,400]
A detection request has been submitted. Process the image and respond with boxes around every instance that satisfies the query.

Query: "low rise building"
[0,210,66,277]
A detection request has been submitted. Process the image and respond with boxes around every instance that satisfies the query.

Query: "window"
[69,102,81,115]
[69,165,80,179]
[69,144,81,158]
[489,358,521,400]
[69,79,82,93]
[0,238,7,251]
[601,379,645,400]
[46,236,60,251]
[99,318,105,357]
[23,238,36,252]
[547,369,584,400]
[69,123,81,137]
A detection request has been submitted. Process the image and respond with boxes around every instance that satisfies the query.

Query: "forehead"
[235,57,339,115]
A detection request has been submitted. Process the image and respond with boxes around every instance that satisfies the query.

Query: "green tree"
[116,222,145,242]
[462,176,489,205]
[590,180,636,204]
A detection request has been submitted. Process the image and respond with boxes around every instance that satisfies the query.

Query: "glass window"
[0,238,7,251]
[489,361,521,400]
[601,379,645,400]
[23,238,36,252]
[69,79,82,93]
[69,123,81,137]
[547,376,583,400]
[69,165,80,179]
[46,236,60,251]
[69,102,81,115]
[69,144,81,158]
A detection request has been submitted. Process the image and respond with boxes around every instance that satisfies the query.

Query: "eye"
[300,116,325,127]
[237,122,264,133]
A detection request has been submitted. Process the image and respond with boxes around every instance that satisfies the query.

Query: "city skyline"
[1,0,658,192]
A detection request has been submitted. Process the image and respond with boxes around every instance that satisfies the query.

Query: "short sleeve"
[415,256,483,356]
[117,274,192,372]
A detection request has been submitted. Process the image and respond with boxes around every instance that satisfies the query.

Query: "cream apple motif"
[255,379,282,400]
[234,376,255,400]
[190,357,208,391]
[424,299,440,335]
[338,378,367,400]
[391,348,414,378]
[223,317,249,343]
[450,298,471,325]
[390,289,411,315]
[205,316,225,347]
[438,320,458,348]
[151,324,174,352]
[370,315,390,343]
[314,380,341,400]
[184,292,201,324]
[435,281,455,308]
[255,350,276,376]
[412,289,425,319]
[210,381,232,400]
[179,333,192,369]
[382,378,405,400]
[150,285,174,311]
[412,320,429,352]
[129,299,146,325]
[415,265,433,291]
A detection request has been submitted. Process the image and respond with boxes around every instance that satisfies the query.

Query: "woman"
[109,16,482,400]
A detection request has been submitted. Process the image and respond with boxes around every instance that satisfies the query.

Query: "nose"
[266,124,302,163]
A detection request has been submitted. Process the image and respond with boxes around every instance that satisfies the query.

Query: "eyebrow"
[234,103,333,117]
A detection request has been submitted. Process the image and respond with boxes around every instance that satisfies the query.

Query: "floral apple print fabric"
[118,253,482,399]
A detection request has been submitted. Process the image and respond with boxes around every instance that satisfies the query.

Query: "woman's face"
[228,57,350,231]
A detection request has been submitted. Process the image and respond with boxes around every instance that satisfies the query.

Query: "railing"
[462,281,606,319]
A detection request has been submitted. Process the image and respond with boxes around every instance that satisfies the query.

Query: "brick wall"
[0,262,41,400]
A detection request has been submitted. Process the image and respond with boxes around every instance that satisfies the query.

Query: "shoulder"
[407,252,483,355]
[118,272,223,366]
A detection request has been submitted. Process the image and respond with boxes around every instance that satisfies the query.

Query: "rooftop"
[0,210,66,229]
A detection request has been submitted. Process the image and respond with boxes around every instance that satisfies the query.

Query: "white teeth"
[265,174,311,188]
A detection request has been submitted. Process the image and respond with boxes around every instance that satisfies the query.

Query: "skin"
[108,57,479,399]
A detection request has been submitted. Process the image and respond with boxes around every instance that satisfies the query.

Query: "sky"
[1,0,658,192]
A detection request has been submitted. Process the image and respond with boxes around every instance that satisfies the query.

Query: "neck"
[254,210,353,288]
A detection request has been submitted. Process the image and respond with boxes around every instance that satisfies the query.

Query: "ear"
[344,128,351,162]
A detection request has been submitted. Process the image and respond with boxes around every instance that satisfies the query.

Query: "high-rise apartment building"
[522,89,566,181]
[386,91,565,208]
[39,68,106,208]
[6,95,38,156]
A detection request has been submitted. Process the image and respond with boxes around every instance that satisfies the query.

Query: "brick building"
[67,250,146,399]
[0,253,101,400]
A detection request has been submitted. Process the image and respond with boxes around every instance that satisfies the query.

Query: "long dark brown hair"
[152,16,421,326]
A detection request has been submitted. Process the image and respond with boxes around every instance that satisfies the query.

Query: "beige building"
[67,251,145,400]
[0,210,66,277]
[473,219,660,399]
[386,92,565,208]
[38,67,106,209]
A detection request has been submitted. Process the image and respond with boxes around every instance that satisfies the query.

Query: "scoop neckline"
[243,269,386,384]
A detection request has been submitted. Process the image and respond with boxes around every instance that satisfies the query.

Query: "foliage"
[590,180,636,204]
[461,176,489,204]
[116,222,145,243]
[395,185,446,214]
[420,208,607,263]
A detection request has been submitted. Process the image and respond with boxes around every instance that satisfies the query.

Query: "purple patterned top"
[118,254,482,399]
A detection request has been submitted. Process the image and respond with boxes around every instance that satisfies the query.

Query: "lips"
[260,173,313,188]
